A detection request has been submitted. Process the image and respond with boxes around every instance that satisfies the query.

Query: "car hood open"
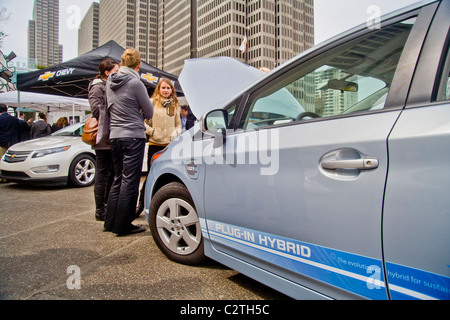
[179,57,266,119]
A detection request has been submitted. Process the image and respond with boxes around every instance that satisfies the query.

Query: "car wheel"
[149,182,206,265]
[68,154,96,187]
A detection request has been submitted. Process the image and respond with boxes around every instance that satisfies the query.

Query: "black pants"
[137,144,167,208]
[104,138,145,235]
[94,149,114,214]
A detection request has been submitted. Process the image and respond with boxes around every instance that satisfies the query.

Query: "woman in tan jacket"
[136,78,182,216]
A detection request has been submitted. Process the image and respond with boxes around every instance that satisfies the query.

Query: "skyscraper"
[78,2,99,56]
[158,0,314,75]
[28,0,63,68]
[98,0,158,64]
[81,0,314,75]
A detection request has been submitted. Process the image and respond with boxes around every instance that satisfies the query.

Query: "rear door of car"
[383,0,450,300]
[202,3,438,299]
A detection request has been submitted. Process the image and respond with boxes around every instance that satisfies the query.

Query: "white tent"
[0,90,90,113]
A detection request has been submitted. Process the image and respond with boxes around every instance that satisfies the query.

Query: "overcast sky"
[0,0,420,63]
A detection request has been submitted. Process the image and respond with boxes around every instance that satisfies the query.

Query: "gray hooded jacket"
[106,66,154,139]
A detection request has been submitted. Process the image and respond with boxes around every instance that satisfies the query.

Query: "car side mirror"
[200,109,228,148]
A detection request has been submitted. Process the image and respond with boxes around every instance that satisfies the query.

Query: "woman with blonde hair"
[51,117,68,132]
[104,48,154,236]
[135,78,181,216]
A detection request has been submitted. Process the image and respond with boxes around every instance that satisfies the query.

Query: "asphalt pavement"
[0,179,289,301]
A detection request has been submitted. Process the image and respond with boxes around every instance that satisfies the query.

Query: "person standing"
[18,112,31,141]
[180,105,188,132]
[88,58,119,221]
[51,117,69,132]
[0,104,19,159]
[182,105,196,131]
[104,49,154,236]
[135,78,181,217]
[31,112,51,138]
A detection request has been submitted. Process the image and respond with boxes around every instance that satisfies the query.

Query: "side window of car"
[74,126,83,136]
[239,18,417,130]
[436,43,450,101]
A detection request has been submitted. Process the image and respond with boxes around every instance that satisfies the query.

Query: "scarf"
[161,98,175,116]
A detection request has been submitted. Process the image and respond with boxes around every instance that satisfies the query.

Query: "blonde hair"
[151,78,179,107]
[121,48,141,69]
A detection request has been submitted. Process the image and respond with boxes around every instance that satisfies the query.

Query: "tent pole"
[17,90,21,118]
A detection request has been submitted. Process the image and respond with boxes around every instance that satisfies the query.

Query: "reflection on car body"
[144,0,450,300]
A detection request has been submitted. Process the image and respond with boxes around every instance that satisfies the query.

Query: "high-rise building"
[156,1,191,73]
[81,0,314,75]
[157,0,314,75]
[98,0,158,64]
[28,0,63,68]
[78,2,100,56]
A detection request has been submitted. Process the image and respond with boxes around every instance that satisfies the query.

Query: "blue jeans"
[104,138,145,234]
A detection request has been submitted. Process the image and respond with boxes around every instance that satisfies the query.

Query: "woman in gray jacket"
[104,48,154,236]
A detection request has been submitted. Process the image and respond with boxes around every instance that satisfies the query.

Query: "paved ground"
[0,179,289,301]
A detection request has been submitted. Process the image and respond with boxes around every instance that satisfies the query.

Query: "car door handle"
[321,158,379,170]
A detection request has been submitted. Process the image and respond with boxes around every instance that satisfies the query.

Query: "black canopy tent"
[17,40,183,98]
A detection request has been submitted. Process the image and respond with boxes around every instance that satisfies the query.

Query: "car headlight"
[32,146,71,158]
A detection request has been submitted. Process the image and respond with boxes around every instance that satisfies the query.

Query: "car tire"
[149,182,206,265]
[68,154,96,187]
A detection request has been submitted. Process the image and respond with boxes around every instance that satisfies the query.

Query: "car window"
[240,18,416,130]
[52,123,84,136]
[436,42,450,101]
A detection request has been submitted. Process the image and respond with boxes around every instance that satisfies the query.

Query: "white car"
[0,121,96,187]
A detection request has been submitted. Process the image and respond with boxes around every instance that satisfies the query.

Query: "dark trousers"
[104,138,145,234]
[94,149,114,214]
[137,144,166,207]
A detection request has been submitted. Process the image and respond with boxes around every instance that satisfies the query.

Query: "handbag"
[82,116,98,146]
[96,105,110,145]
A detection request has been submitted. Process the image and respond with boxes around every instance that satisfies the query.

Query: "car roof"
[278,0,437,72]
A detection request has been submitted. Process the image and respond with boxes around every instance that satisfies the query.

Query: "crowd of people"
[2,47,195,237]
[87,48,196,237]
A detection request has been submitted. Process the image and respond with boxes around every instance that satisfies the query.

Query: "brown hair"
[98,58,119,79]
[121,48,141,69]
[55,117,68,127]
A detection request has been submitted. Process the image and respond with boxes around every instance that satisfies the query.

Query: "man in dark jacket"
[18,112,31,141]
[0,104,20,159]
[31,112,51,139]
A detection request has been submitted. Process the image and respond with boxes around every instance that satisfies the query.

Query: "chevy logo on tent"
[141,73,158,84]
[38,68,76,81]
[38,71,56,81]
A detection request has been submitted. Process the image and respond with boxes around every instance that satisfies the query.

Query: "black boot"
[135,200,144,219]
[95,207,106,221]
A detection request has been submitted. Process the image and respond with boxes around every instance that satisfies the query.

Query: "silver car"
[145,0,450,299]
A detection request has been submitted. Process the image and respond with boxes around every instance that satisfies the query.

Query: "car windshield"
[51,122,85,136]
